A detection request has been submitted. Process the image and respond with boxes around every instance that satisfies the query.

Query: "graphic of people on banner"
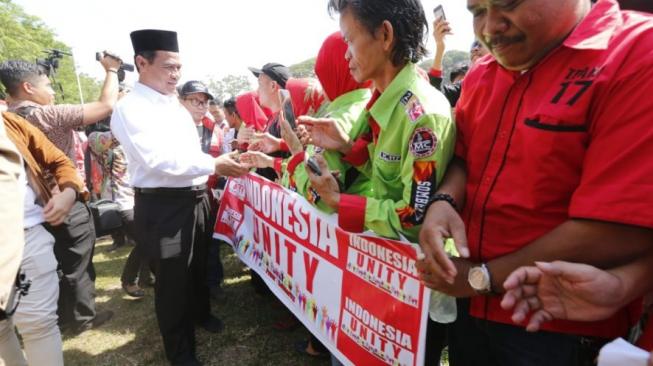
[214,173,430,366]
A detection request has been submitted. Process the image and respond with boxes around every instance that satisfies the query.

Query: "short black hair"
[209,99,222,107]
[223,97,238,117]
[450,62,469,82]
[328,0,428,66]
[0,60,47,97]
[133,50,157,72]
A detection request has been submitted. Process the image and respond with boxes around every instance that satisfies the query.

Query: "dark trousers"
[448,299,608,366]
[46,200,97,327]
[205,204,224,288]
[134,190,211,364]
[117,209,151,286]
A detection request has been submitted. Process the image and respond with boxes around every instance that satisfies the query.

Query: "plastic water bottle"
[427,238,458,323]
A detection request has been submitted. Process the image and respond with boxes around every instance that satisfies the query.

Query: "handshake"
[213,151,249,177]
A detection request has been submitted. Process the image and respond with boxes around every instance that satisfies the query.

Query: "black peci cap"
[130,29,179,54]
[248,63,291,89]
[180,80,214,100]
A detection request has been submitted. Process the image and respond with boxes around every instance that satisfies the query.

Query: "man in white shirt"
[111,29,247,366]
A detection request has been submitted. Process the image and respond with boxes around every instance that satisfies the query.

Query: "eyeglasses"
[184,98,209,108]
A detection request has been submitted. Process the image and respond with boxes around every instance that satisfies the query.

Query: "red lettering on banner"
[385,267,395,284]
[392,343,401,359]
[398,273,407,291]
[304,252,319,293]
[220,175,430,365]
[245,177,339,260]
[285,240,297,277]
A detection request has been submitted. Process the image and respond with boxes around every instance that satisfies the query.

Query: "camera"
[95,51,134,82]
[36,49,71,77]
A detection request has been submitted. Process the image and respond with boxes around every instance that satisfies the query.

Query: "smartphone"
[306,156,323,176]
[434,5,446,21]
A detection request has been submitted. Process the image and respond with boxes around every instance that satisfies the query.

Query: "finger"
[419,229,455,283]
[43,200,54,215]
[48,211,66,226]
[43,207,61,223]
[313,154,329,171]
[248,142,261,151]
[297,116,318,126]
[536,261,596,283]
[525,310,553,332]
[503,266,541,291]
[501,288,520,310]
[419,225,456,278]
[512,298,537,324]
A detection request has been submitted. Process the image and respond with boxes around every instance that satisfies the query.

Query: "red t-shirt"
[456,0,653,338]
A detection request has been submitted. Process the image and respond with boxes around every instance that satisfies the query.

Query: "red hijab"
[285,77,327,118]
[235,91,269,132]
[315,31,371,102]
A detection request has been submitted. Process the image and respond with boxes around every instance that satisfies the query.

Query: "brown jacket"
[2,112,84,205]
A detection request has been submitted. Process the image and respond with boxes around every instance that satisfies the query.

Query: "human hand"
[501,261,625,332]
[417,200,469,285]
[279,113,303,155]
[215,151,249,177]
[305,154,340,209]
[416,257,476,297]
[433,20,452,48]
[297,116,351,154]
[43,187,76,226]
[237,126,254,145]
[99,50,122,72]
[249,132,281,154]
[240,151,274,169]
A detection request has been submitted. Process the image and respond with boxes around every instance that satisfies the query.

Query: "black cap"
[180,80,214,100]
[248,63,291,89]
[130,29,179,54]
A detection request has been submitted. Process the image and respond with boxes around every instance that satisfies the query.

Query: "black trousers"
[134,190,211,365]
[46,200,97,327]
[448,299,609,366]
[117,209,151,286]
[205,207,224,289]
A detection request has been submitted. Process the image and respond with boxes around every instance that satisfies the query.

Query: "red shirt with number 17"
[455,0,653,338]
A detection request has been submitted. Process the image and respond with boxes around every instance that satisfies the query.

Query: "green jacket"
[338,63,455,243]
[281,88,372,212]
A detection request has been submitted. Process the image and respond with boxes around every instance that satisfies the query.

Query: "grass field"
[62,237,330,366]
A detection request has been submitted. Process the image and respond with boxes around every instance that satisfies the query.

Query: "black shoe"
[75,310,114,334]
[199,315,224,334]
[122,283,145,298]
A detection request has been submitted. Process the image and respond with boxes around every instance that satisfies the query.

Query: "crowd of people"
[1,0,653,365]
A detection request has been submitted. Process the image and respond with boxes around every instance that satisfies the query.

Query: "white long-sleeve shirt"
[111,82,215,188]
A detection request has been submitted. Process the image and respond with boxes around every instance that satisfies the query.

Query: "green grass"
[62,237,330,366]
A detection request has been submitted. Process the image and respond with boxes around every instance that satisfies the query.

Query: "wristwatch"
[468,263,493,294]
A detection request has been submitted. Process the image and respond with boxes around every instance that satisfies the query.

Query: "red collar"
[564,0,622,50]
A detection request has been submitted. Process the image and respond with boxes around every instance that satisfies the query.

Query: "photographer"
[0,53,122,333]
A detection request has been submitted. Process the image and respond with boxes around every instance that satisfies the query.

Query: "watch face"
[468,267,490,291]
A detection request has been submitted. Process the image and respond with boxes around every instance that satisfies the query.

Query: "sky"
[14,0,474,89]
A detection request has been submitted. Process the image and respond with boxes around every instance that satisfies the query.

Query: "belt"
[134,184,207,197]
